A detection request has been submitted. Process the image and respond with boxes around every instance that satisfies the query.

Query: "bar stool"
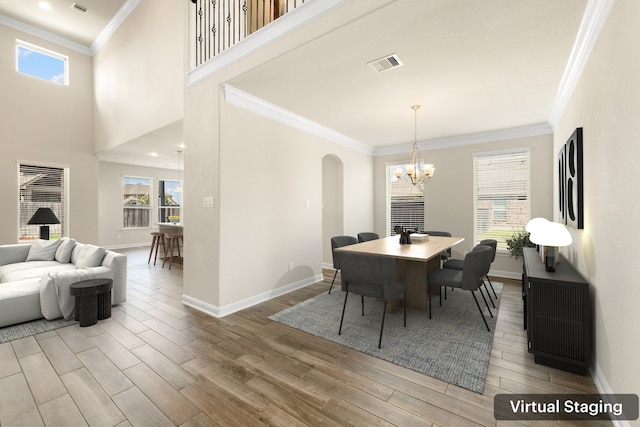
[163,233,183,270]
[148,232,165,265]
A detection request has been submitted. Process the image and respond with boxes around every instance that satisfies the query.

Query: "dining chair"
[338,252,407,348]
[422,230,452,262]
[357,232,379,243]
[444,239,498,304]
[329,236,358,294]
[427,244,494,331]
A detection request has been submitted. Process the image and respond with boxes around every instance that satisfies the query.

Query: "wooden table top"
[335,235,464,262]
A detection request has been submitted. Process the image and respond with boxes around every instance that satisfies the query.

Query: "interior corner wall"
[92,0,185,153]
[0,24,99,245]
[552,0,640,404]
[217,101,373,308]
[374,133,554,277]
[98,161,181,249]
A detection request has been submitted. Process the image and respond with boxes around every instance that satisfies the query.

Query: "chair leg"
[378,300,387,348]
[486,275,498,299]
[471,291,491,331]
[428,284,432,319]
[483,280,496,308]
[478,286,494,318]
[361,295,364,316]
[403,292,407,327]
[339,291,349,335]
[147,236,156,264]
[328,270,338,294]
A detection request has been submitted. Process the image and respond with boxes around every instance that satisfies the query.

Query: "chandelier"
[394,105,435,186]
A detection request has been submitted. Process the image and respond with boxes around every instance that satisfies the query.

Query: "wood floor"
[0,246,609,427]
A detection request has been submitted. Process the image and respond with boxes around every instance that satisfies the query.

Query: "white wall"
[0,24,99,245]
[374,133,554,277]
[92,0,185,152]
[216,101,373,307]
[98,161,180,249]
[553,0,640,409]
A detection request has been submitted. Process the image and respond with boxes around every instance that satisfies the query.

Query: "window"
[19,163,67,241]
[123,177,150,228]
[16,40,68,85]
[158,179,181,223]
[473,149,530,250]
[387,165,424,235]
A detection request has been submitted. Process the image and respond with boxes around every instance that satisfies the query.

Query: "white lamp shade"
[529,222,572,247]
[526,217,549,233]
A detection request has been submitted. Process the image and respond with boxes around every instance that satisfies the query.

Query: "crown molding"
[187,0,348,86]
[222,84,375,155]
[0,14,91,55]
[90,0,142,55]
[0,0,141,56]
[547,0,615,128]
[374,123,553,157]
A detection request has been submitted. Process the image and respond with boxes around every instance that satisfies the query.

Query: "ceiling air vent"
[367,54,403,73]
[71,3,88,14]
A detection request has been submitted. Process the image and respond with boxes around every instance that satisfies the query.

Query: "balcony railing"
[191,0,307,67]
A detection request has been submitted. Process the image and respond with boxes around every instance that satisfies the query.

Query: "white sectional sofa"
[0,238,127,328]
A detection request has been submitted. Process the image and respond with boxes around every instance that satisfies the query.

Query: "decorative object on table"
[168,215,180,223]
[27,207,60,240]
[558,127,583,229]
[505,229,536,260]
[269,280,503,394]
[394,225,416,244]
[393,105,435,189]
[528,221,572,272]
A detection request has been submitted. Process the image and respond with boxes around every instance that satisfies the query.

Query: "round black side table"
[69,278,113,327]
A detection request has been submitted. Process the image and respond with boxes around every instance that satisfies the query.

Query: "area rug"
[0,318,76,343]
[269,282,502,394]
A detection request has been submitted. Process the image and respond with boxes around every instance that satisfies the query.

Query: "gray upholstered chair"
[427,245,494,331]
[357,232,379,243]
[444,239,498,304]
[423,230,452,262]
[329,236,358,294]
[338,252,407,348]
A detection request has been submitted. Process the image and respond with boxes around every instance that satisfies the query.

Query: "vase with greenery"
[505,229,536,260]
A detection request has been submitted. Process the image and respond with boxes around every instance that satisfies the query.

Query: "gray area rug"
[269,282,502,394]
[0,318,76,343]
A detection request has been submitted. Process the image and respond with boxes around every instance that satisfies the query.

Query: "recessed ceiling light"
[38,2,52,11]
[150,152,159,157]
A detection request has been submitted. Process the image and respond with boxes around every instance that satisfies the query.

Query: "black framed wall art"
[558,127,583,229]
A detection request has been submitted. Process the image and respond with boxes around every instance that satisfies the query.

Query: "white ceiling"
[0,0,589,168]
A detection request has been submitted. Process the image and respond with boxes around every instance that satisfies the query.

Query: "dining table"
[335,234,464,310]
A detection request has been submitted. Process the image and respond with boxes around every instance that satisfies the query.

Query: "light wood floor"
[0,247,609,427]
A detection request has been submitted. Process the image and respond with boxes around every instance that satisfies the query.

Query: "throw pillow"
[26,239,63,262]
[74,244,106,269]
[54,237,77,263]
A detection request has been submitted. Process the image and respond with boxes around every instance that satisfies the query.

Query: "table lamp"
[27,208,60,240]
[529,221,572,272]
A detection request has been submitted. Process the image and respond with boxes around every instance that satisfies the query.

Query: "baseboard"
[103,242,149,250]
[182,273,323,318]
[590,361,631,427]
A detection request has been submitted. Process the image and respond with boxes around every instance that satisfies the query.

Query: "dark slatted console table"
[69,278,113,327]
[523,247,590,374]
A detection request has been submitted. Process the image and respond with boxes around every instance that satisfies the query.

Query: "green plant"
[505,229,535,260]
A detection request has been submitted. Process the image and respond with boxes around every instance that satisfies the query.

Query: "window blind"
[389,166,424,235]
[19,163,66,241]
[473,149,530,249]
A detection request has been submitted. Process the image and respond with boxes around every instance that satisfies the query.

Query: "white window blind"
[388,165,424,235]
[473,149,530,249]
[19,163,66,241]
[123,176,151,228]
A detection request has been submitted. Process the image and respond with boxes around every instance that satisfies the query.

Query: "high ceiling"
[0,0,589,168]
